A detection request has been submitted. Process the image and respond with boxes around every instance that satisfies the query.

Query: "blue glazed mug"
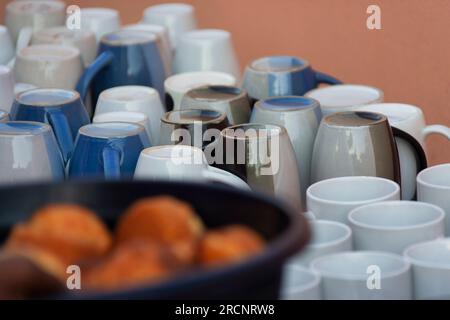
[76,30,166,110]
[242,56,341,103]
[68,122,151,180]
[11,88,90,163]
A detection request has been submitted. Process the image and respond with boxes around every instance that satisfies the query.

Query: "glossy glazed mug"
[0,110,10,123]
[80,7,121,42]
[93,86,164,146]
[174,29,240,79]
[311,251,412,300]
[280,265,321,300]
[181,85,251,125]
[417,164,450,235]
[349,201,445,254]
[311,111,427,187]
[11,89,90,163]
[14,44,84,90]
[134,145,249,190]
[0,121,64,184]
[305,84,384,116]
[251,97,322,205]
[404,238,450,299]
[0,66,15,113]
[68,122,150,180]
[0,25,14,65]
[165,71,237,110]
[242,56,341,103]
[306,176,400,224]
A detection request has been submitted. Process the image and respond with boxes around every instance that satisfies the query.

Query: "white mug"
[0,25,15,65]
[0,110,9,123]
[417,164,450,235]
[305,84,384,116]
[404,238,450,299]
[165,71,236,110]
[0,66,15,113]
[134,145,249,190]
[311,251,412,300]
[142,3,197,48]
[349,201,445,254]
[173,29,240,79]
[306,176,400,224]
[93,111,152,143]
[80,8,121,42]
[281,265,321,300]
[288,220,352,267]
[94,86,165,146]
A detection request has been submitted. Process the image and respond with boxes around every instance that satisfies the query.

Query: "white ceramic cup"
[0,110,9,123]
[311,251,412,300]
[349,201,445,254]
[0,25,15,65]
[14,44,84,90]
[93,111,152,143]
[173,29,241,79]
[0,66,15,113]
[142,3,197,48]
[281,265,321,300]
[306,176,401,224]
[134,145,249,190]
[288,220,352,267]
[417,164,450,235]
[94,85,165,146]
[80,7,121,42]
[404,238,450,299]
[305,84,384,116]
[165,71,236,110]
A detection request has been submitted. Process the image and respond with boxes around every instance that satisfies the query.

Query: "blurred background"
[1,0,449,164]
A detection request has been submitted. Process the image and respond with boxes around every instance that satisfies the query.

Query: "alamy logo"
[66,5,81,30]
[66,265,81,290]
[366,5,381,30]
[366,265,381,290]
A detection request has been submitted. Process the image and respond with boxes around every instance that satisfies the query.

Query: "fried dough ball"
[116,196,204,264]
[5,204,113,264]
[83,241,179,291]
[197,225,265,266]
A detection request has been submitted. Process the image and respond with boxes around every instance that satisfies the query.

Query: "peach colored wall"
[1,0,450,165]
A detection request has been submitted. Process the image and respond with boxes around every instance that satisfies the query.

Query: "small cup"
[0,65,15,113]
[181,85,251,125]
[311,251,412,300]
[0,25,14,65]
[305,84,384,116]
[404,238,450,299]
[68,122,150,180]
[0,110,10,123]
[349,201,445,254]
[307,176,400,224]
[417,164,450,235]
[80,7,121,42]
[280,265,321,300]
[165,71,237,110]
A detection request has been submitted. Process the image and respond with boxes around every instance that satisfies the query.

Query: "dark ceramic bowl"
[0,180,309,299]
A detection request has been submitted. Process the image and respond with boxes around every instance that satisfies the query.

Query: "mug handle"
[15,27,33,54]
[423,125,450,140]
[46,110,74,164]
[76,51,115,103]
[102,146,121,180]
[203,166,250,190]
[314,70,342,85]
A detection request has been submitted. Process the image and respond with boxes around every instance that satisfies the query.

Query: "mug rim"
[79,122,145,139]
[164,71,236,93]
[247,55,310,74]
[101,30,158,46]
[98,85,160,103]
[93,111,148,123]
[0,121,51,137]
[161,108,227,125]
[7,0,65,13]
[144,3,194,15]
[32,26,96,42]
[16,88,80,107]
[322,111,388,128]
[417,163,450,190]
[140,145,205,161]
[255,96,320,113]
[281,264,321,296]
[184,85,247,103]
[181,29,231,42]
[404,238,450,270]
[305,219,352,249]
[357,102,423,123]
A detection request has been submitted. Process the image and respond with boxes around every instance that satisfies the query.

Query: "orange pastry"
[197,225,265,266]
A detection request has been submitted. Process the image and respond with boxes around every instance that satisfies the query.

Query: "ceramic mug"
[242,55,341,103]
[11,88,90,163]
[174,29,240,79]
[14,44,84,90]
[0,25,14,65]
[311,251,412,300]
[142,3,196,48]
[349,201,445,254]
[68,122,150,180]
[251,96,322,206]
[306,176,400,224]
[0,66,15,113]
[280,265,321,300]
[417,164,450,235]
[305,84,384,116]
[165,71,237,110]
[181,85,251,125]
[134,145,249,190]
[288,220,352,267]
[311,111,427,188]
[76,30,166,108]
[93,85,164,146]
[0,110,10,123]
[0,121,64,184]
[404,238,450,299]
[80,7,121,42]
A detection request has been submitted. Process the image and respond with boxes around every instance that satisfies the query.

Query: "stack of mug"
[0,1,450,300]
